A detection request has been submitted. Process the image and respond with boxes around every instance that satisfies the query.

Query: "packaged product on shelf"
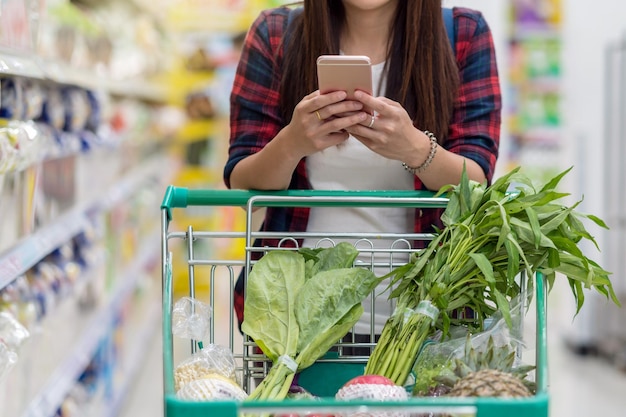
[0,128,19,173]
[0,339,18,381]
[0,311,30,351]
[61,87,91,133]
[0,275,39,328]
[0,77,24,120]
[21,79,45,121]
[0,310,30,381]
[40,85,66,131]
[184,91,215,119]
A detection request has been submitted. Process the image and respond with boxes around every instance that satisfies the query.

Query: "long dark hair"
[279,0,459,141]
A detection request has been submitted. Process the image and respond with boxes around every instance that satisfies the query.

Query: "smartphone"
[316,55,374,115]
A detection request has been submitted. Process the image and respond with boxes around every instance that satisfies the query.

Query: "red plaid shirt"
[226,6,501,326]
[225,5,500,236]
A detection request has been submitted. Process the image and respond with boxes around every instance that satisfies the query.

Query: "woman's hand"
[345,91,432,166]
[285,90,369,159]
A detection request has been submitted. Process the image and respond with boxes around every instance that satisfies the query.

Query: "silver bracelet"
[402,130,438,175]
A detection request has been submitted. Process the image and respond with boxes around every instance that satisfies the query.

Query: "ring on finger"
[315,110,322,121]
[368,114,376,128]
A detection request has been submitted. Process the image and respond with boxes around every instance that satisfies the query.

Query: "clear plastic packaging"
[0,310,30,381]
[172,296,211,342]
[410,296,532,397]
[0,341,18,381]
[176,375,247,401]
[174,343,238,392]
[0,311,30,350]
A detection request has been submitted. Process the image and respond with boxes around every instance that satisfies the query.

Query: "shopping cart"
[161,186,550,417]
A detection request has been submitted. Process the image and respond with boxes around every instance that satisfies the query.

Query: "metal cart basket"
[161,186,549,417]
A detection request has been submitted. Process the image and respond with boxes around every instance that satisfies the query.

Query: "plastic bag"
[410,296,533,397]
[0,342,18,381]
[174,343,237,392]
[172,296,211,342]
[0,311,30,350]
[0,311,30,381]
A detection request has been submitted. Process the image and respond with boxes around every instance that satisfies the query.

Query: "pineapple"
[432,334,535,398]
[448,368,531,397]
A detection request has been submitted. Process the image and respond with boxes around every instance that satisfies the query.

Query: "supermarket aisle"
[119,281,626,417]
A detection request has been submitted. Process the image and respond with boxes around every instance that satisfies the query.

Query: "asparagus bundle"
[365,167,619,385]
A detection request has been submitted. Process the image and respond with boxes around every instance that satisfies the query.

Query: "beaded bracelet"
[402,130,438,175]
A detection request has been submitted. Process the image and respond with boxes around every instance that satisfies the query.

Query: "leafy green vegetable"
[242,243,382,402]
[241,250,305,362]
[296,267,380,368]
[365,166,619,385]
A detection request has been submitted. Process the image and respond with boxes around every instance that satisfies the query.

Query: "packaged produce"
[174,343,237,392]
[336,375,408,417]
[176,374,247,401]
[172,296,211,342]
[365,167,618,385]
[242,243,382,402]
[411,296,530,397]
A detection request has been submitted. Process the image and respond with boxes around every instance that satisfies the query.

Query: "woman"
[225,1,501,338]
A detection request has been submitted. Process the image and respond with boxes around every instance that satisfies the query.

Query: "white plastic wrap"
[176,375,247,401]
[172,296,211,342]
[174,343,237,392]
[335,375,409,417]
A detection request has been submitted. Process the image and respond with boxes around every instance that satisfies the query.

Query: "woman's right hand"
[286,90,369,158]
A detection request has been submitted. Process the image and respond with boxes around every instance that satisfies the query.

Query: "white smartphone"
[316,55,374,115]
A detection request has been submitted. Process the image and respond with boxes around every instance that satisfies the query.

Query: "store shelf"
[0,48,46,79]
[19,232,160,417]
[105,299,161,417]
[0,208,91,290]
[43,59,170,103]
[0,153,171,291]
[0,48,168,103]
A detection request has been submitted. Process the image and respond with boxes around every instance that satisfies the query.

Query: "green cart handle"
[161,185,448,220]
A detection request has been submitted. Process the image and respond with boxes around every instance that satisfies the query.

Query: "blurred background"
[0,0,624,416]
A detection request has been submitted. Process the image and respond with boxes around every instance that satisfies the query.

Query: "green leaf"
[241,251,306,360]
[299,242,359,279]
[295,267,380,354]
[468,253,495,285]
[493,289,512,328]
[495,203,511,251]
[296,304,364,369]
[509,217,556,249]
[540,166,572,193]
[525,206,542,248]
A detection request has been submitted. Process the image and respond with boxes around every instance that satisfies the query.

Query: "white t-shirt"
[303,61,415,334]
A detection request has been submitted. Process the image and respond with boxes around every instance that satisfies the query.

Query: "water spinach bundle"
[242,243,382,401]
[365,167,619,385]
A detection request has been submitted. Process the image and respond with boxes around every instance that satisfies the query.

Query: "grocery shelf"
[0,48,46,79]
[43,59,170,103]
[19,232,160,417]
[0,153,171,292]
[0,207,91,290]
[0,49,168,103]
[105,299,161,417]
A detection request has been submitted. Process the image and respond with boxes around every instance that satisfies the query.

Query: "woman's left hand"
[346,91,429,164]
